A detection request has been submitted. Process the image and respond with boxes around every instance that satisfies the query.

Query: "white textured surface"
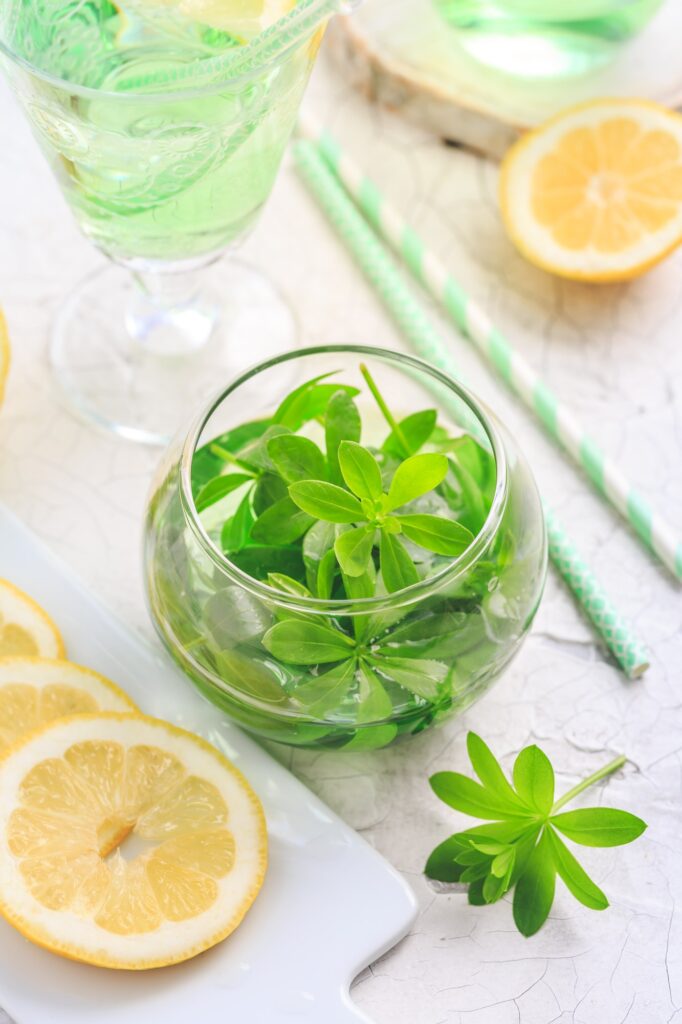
[0,506,415,1024]
[1,47,682,1024]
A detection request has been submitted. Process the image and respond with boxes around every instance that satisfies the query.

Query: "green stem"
[551,755,627,814]
[360,362,410,456]
[184,634,207,652]
[209,443,255,474]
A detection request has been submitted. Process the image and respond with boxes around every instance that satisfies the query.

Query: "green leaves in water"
[267,434,327,484]
[288,480,364,524]
[273,372,360,432]
[258,567,451,739]
[264,619,356,664]
[383,409,438,459]
[195,472,254,514]
[192,367,478,595]
[326,389,362,483]
[426,734,646,937]
[288,439,473,590]
[187,364,499,742]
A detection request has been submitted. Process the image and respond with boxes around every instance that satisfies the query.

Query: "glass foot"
[50,259,299,446]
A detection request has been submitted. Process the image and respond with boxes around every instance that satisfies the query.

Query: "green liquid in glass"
[434,0,664,77]
[3,1,314,262]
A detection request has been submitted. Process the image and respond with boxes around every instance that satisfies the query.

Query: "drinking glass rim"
[178,344,510,616]
[0,29,306,103]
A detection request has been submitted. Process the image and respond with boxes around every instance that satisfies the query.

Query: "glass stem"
[551,755,627,813]
[125,265,219,358]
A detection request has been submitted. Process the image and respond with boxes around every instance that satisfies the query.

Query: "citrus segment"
[500,99,682,281]
[0,714,267,968]
[181,0,293,31]
[0,581,65,660]
[0,658,137,753]
[153,0,295,39]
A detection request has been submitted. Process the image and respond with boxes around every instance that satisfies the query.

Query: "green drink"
[0,0,338,443]
[434,0,664,76]
[6,1,316,262]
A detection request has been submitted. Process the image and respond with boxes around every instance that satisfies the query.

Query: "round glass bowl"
[143,346,547,749]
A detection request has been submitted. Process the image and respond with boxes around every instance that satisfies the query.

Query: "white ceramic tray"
[0,504,417,1024]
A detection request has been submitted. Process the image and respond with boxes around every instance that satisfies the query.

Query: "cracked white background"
[1,45,681,1024]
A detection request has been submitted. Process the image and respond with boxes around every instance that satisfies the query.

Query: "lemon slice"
[177,0,294,38]
[0,713,267,969]
[500,99,682,281]
[0,580,65,660]
[0,658,138,754]
[0,310,9,406]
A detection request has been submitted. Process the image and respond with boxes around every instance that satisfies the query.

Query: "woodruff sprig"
[426,733,646,936]
[288,441,473,592]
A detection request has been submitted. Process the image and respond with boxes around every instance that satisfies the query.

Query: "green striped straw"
[115,0,350,93]
[293,138,649,679]
[298,119,682,586]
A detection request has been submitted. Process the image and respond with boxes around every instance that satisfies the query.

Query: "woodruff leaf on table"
[425,834,469,883]
[545,827,608,910]
[512,831,556,937]
[426,731,647,938]
[430,771,530,820]
[466,732,528,811]
[513,744,555,815]
[550,807,646,846]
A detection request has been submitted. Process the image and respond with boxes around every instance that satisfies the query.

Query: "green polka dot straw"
[115,0,356,93]
[297,118,682,587]
[293,138,649,679]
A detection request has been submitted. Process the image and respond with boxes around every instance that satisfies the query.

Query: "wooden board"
[328,0,682,158]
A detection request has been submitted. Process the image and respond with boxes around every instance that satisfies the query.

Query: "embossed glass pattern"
[0,1,329,443]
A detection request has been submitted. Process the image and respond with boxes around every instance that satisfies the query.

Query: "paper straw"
[293,138,649,679]
[116,0,347,93]
[297,119,682,585]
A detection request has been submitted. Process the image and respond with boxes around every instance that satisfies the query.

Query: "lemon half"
[500,99,682,281]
